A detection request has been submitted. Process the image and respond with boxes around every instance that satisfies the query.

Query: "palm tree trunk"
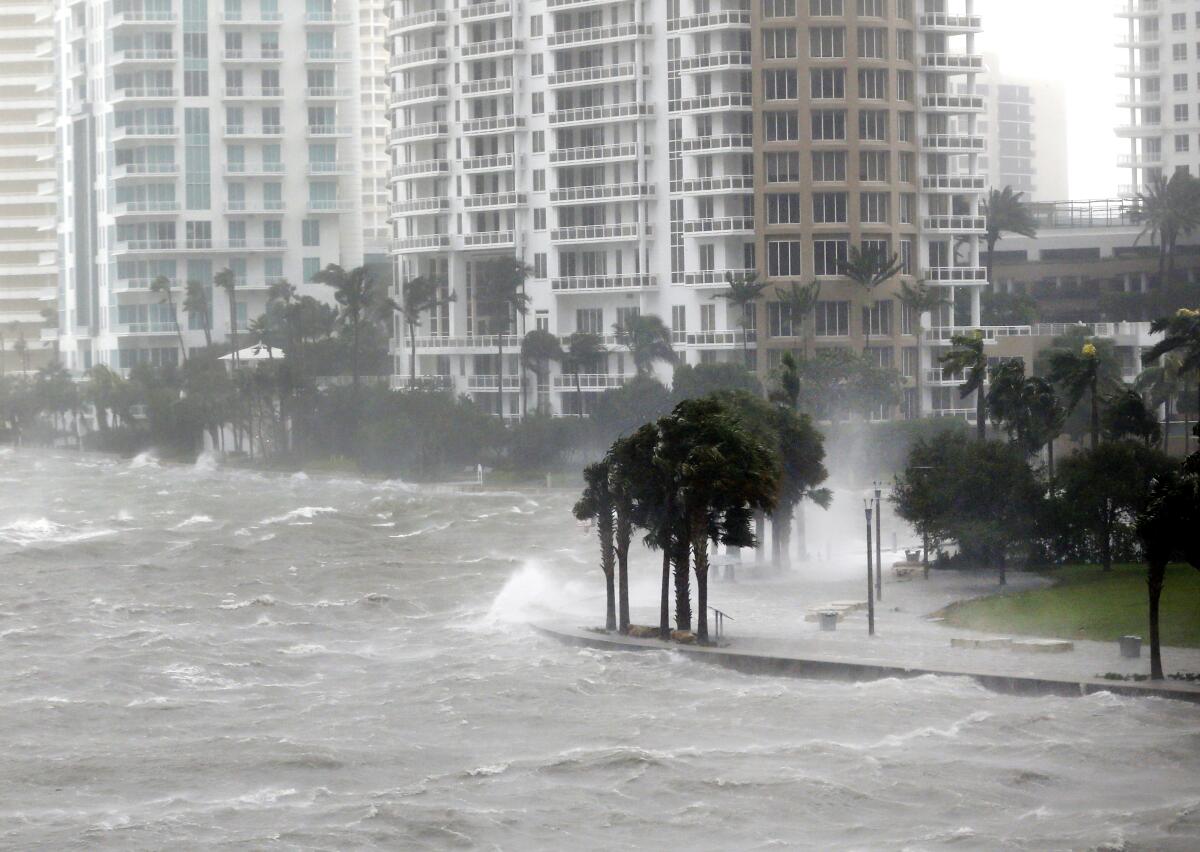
[914,324,923,419]
[693,531,710,644]
[1091,374,1100,450]
[616,516,630,634]
[1165,402,1172,456]
[1149,561,1165,680]
[673,527,691,632]
[599,519,616,632]
[496,341,504,418]
[574,371,583,418]
[1047,438,1055,486]
[775,508,792,570]
[408,320,417,389]
[659,546,671,640]
[976,386,986,441]
[352,317,361,390]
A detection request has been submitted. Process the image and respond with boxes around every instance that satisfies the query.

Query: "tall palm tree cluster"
[573,392,830,644]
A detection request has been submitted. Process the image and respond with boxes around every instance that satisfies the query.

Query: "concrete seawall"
[533,623,1200,705]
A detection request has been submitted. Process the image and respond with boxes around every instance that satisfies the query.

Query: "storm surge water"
[0,451,1197,849]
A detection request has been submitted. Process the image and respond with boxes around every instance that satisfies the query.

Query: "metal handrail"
[708,606,734,642]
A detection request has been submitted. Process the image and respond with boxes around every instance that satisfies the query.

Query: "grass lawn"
[939,564,1200,649]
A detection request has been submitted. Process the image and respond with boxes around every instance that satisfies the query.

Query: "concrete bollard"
[819,611,839,632]
[1119,635,1142,659]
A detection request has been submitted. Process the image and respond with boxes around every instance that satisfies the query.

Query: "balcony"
[390,47,448,71]
[460,77,513,98]
[111,125,178,142]
[462,230,515,249]
[111,48,177,64]
[551,223,650,243]
[305,124,353,137]
[550,183,654,204]
[392,159,450,178]
[920,93,985,113]
[551,374,630,391]
[1115,0,1159,16]
[411,334,522,351]
[1116,89,1161,108]
[923,215,987,234]
[921,134,986,153]
[547,22,653,49]
[112,162,179,179]
[218,11,282,26]
[917,14,982,32]
[221,49,282,63]
[305,49,353,63]
[671,175,755,195]
[460,38,523,59]
[547,63,642,88]
[924,326,1031,343]
[923,267,987,284]
[390,84,450,108]
[306,87,353,100]
[305,10,353,25]
[551,274,657,294]
[1116,123,1163,138]
[391,234,451,253]
[224,200,285,215]
[670,51,751,74]
[307,199,353,213]
[112,86,177,102]
[549,143,646,165]
[462,192,526,210]
[389,197,450,216]
[672,92,754,113]
[549,102,653,127]
[921,174,987,192]
[672,330,755,349]
[683,216,755,236]
[460,115,525,135]
[113,322,177,336]
[1117,152,1163,168]
[676,134,753,154]
[1116,32,1162,49]
[222,124,284,138]
[223,162,286,177]
[1116,62,1160,77]
[467,374,521,391]
[389,9,448,34]
[306,161,352,175]
[668,11,750,32]
[460,153,515,172]
[390,121,449,143]
[222,86,284,100]
[110,10,177,27]
[683,269,756,287]
[460,1,512,21]
[113,200,180,216]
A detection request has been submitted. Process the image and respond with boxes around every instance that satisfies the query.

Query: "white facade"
[55,0,365,374]
[0,0,58,372]
[388,0,988,419]
[1117,0,1200,195]
[359,0,391,258]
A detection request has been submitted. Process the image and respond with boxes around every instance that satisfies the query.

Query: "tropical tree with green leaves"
[1137,354,1186,455]
[1135,469,1196,679]
[983,186,1039,289]
[474,256,531,417]
[615,313,676,378]
[150,276,188,364]
[214,268,240,369]
[1047,340,1118,451]
[1147,307,1200,442]
[398,275,454,389]
[562,331,604,417]
[520,329,562,415]
[940,331,988,441]
[773,279,821,361]
[898,280,947,418]
[312,263,379,390]
[838,246,904,353]
[769,352,801,410]
[573,460,616,631]
[986,363,1065,479]
[184,279,213,349]
[1103,388,1161,447]
[713,272,768,369]
[1135,172,1200,287]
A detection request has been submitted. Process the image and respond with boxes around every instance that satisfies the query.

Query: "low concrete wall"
[533,624,1200,705]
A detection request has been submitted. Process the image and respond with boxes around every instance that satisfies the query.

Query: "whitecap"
[174,514,214,529]
[261,506,337,525]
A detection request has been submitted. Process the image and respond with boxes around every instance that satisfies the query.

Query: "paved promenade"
[536,567,1200,704]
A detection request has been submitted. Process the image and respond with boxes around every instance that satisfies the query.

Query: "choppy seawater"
[1,448,1198,850]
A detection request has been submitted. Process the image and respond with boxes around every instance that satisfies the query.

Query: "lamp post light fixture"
[864,499,875,637]
[874,481,883,602]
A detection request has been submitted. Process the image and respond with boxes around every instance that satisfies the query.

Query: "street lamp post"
[874,481,883,602]
[864,499,875,637]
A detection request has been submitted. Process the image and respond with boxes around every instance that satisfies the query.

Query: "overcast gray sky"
[977,0,1121,199]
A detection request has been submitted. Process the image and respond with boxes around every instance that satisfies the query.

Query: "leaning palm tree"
[312,264,379,389]
[940,331,988,441]
[897,280,947,418]
[398,275,454,389]
[615,313,676,378]
[1137,353,1186,455]
[1135,173,1200,287]
[520,329,563,415]
[1048,341,1115,451]
[475,256,531,418]
[214,268,239,368]
[713,272,768,369]
[1146,307,1200,444]
[982,186,1039,290]
[838,245,904,353]
[778,279,821,360]
[987,362,1065,478]
[150,275,188,365]
[573,460,616,631]
[562,331,604,417]
[184,279,213,349]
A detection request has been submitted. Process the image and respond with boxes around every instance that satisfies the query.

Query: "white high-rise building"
[388,0,987,420]
[55,0,365,374]
[1117,0,1197,195]
[359,0,391,260]
[0,0,58,373]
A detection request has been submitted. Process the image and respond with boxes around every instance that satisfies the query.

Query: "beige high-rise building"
[0,0,58,373]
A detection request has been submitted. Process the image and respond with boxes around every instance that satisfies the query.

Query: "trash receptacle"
[1119,635,1142,658]
[819,610,839,632]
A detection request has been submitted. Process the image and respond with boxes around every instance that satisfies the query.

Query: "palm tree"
[573,460,616,631]
[1135,173,1200,287]
[312,264,377,390]
[475,257,531,418]
[838,245,903,353]
[940,332,988,441]
[769,352,801,410]
[897,280,947,418]
[563,332,604,417]
[1137,355,1185,455]
[214,268,239,368]
[987,363,1065,478]
[615,313,676,378]
[1103,389,1161,447]
[713,272,768,369]
[247,315,274,359]
[150,276,188,365]
[83,364,122,431]
[13,335,29,374]
[398,275,454,389]
[184,280,213,349]
[1048,341,1115,451]
[520,329,562,415]
[1136,472,1188,680]
[1146,307,1200,446]
[982,186,1039,290]
[777,279,821,361]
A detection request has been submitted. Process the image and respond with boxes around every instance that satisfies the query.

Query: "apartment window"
[898,152,914,183]
[1175,73,1189,93]
[810,69,846,99]
[766,239,804,276]
[302,219,320,247]
[1176,104,1190,122]
[813,192,847,223]
[812,150,847,181]
[860,192,889,223]
[576,308,603,334]
[184,108,211,210]
[859,69,887,99]
[813,238,848,275]
[699,244,715,271]
[767,193,803,224]
[1174,43,1188,62]
[898,112,914,143]
[532,92,543,114]
[532,130,545,153]
[531,54,543,75]
[767,302,796,337]
[857,0,885,16]
[765,111,800,141]
[812,110,846,140]
[303,257,320,283]
[896,29,913,61]
[809,0,843,14]
[809,27,845,58]
[763,29,798,59]
[533,169,545,192]
[765,151,801,182]
[1176,134,1190,153]
[814,301,849,336]
[857,28,886,59]
[530,15,542,36]
[863,299,892,337]
[763,0,797,16]
[899,195,915,225]
[859,151,888,181]
[671,304,687,331]
[699,304,716,332]
[764,69,799,100]
[533,253,547,279]
[1172,13,1186,32]
[533,208,547,230]
[899,238,914,274]
[859,110,889,141]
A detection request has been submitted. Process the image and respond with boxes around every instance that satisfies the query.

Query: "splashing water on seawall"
[0,449,1196,850]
